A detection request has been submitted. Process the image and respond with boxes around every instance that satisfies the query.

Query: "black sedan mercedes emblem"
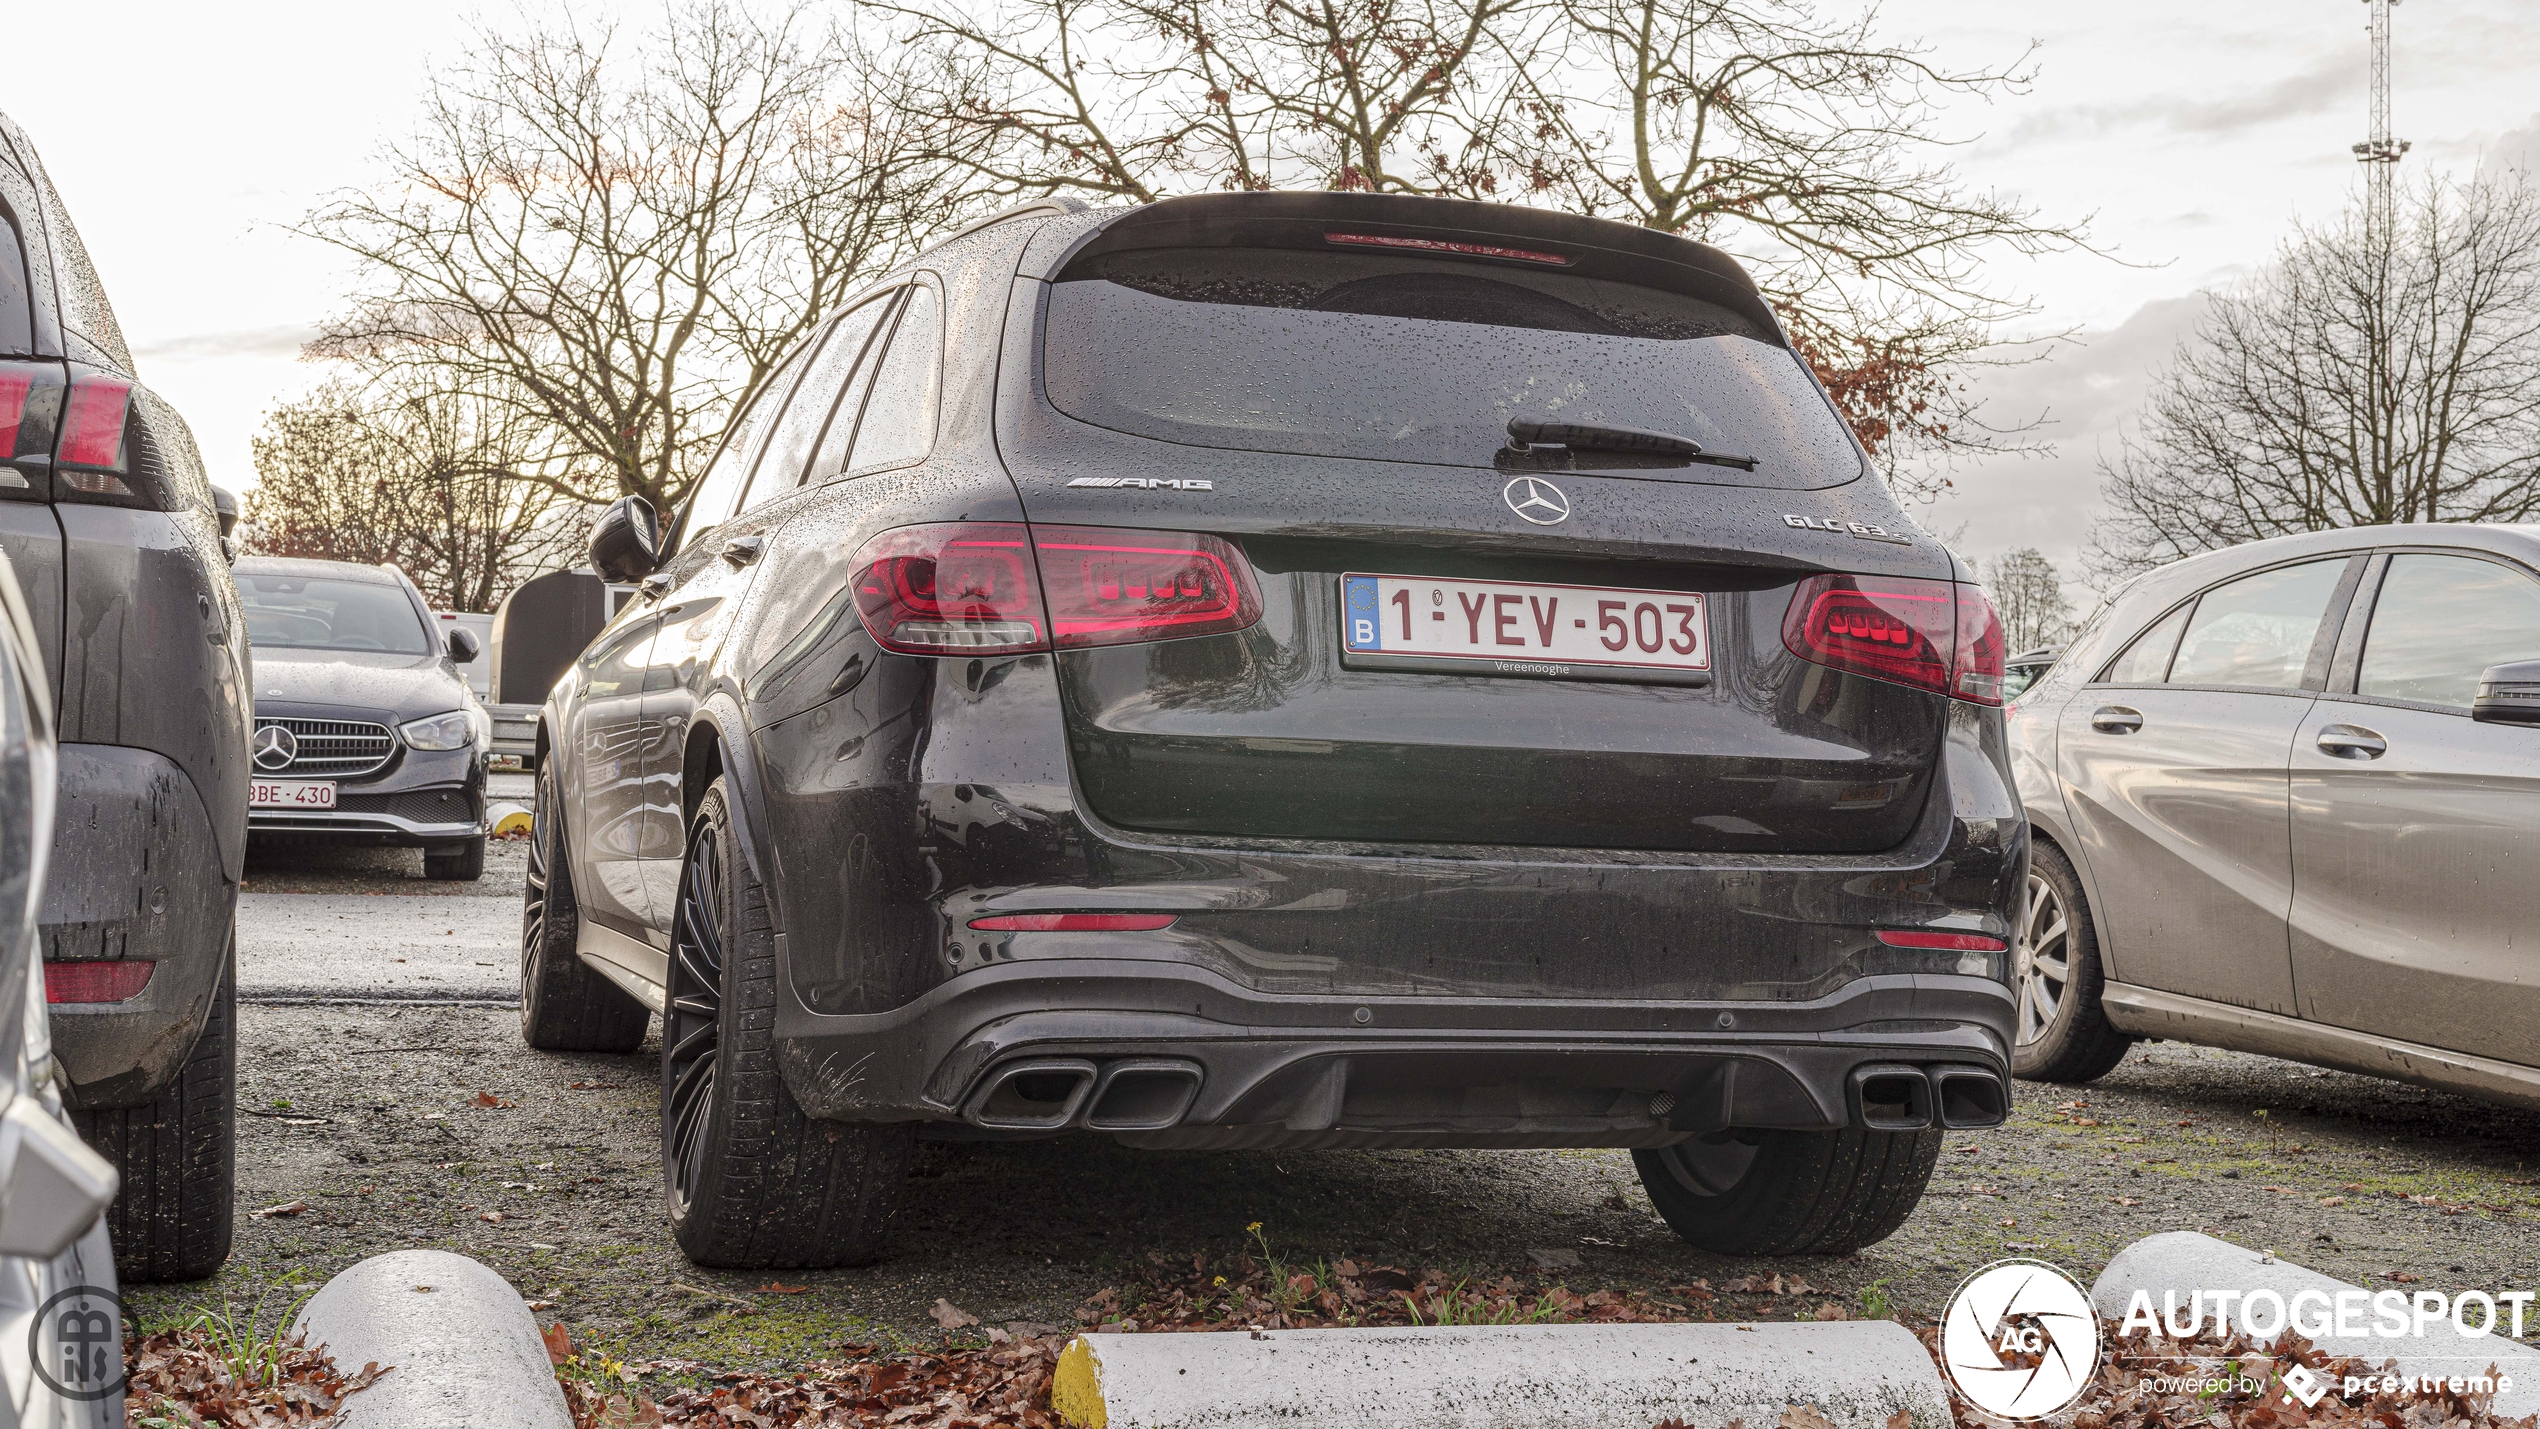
[1503,476,1572,525]
[252,724,298,771]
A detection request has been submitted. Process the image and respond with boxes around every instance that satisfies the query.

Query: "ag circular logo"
[1939,1258,2100,1421]
[253,723,299,771]
[32,1284,124,1401]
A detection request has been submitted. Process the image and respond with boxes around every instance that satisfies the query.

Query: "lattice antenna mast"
[2351,0,2410,249]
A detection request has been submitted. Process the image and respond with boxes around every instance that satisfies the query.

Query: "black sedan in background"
[237,557,490,880]
[514,191,2023,1270]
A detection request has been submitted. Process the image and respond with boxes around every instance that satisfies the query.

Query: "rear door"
[2054,557,2355,1014]
[1010,222,1956,856]
[2288,550,2540,1058]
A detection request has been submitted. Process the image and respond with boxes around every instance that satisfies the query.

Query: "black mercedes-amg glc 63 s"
[515,192,2022,1269]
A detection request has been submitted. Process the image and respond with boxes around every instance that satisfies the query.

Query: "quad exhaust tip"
[1847,1063,2007,1132]
[965,1057,1205,1132]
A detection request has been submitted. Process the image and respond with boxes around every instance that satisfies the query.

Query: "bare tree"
[304,0,964,515]
[881,0,2081,481]
[2092,172,2540,580]
[246,371,587,612]
[874,0,1553,201]
[1982,546,2070,652]
[1511,0,2082,481]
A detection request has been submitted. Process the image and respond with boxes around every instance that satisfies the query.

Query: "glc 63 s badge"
[1784,513,1911,544]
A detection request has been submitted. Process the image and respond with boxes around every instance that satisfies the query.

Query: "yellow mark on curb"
[1051,1336,1106,1428]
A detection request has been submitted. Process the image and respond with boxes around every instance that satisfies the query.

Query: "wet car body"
[532,193,2024,1262]
[236,557,490,876]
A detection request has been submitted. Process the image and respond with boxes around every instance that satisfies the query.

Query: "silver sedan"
[2005,524,2540,1107]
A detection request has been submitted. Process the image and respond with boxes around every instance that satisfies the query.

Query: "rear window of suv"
[239,575,430,654]
[1040,245,1864,488]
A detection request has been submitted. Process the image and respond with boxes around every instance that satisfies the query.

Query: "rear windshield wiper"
[1504,418,1757,471]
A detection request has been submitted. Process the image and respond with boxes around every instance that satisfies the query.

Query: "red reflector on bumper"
[966,913,1179,932]
[1874,930,2007,952]
[45,960,155,1003]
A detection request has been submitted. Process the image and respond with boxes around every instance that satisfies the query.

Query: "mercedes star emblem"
[252,724,298,772]
[1502,476,1572,525]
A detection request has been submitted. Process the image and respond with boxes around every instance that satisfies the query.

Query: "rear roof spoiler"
[1048,191,1787,346]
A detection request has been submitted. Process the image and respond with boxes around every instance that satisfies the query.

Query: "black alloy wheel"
[661,779,911,1268]
[1632,1125,1942,1256]
[663,821,726,1220]
[520,761,648,1052]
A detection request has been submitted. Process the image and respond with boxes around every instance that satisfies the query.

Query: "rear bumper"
[42,745,235,1110]
[773,957,2012,1148]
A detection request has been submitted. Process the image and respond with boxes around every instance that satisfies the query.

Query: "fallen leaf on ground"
[567,1081,621,1090]
[251,1200,309,1218]
[542,1322,574,1366]
[931,1299,980,1329]
[470,1091,517,1109]
[759,1282,807,1295]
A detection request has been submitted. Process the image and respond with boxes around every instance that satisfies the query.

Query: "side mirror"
[2472,660,2540,725]
[587,496,661,584]
[447,627,482,663]
[210,485,239,538]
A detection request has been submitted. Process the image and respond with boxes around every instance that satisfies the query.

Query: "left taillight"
[1031,525,1261,648]
[846,522,1265,657]
[1781,574,2006,707]
[848,522,1049,655]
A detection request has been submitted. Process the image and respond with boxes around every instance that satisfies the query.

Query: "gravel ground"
[131,833,2540,1370]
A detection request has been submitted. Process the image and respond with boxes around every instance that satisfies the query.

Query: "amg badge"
[1068,477,1214,491]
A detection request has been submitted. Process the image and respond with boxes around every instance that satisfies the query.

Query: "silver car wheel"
[2013,870,2071,1047]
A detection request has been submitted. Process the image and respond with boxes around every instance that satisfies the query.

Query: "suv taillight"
[846,522,1265,657]
[1782,574,2006,706]
[57,372,132,474]
[848,522,1048,655]
[0,361,63,467]
[1032,525,1260,648]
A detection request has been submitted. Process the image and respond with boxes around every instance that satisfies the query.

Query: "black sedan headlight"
[400,711,477,752]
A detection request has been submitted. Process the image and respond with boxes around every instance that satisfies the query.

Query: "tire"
[2010,841,2135,1084]
[664,779,911,1269]
[1633,1124,1943,1256]
[425,837,487,881]
[74,933,236,1282]
[521,763,649,1053]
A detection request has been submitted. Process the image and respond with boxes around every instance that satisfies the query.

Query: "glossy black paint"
[534,194,2023,1148]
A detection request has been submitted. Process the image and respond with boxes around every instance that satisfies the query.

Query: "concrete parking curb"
[2090,1231,2540,1416]
[291,1249,573,1429]
[1049,1321,1951,1429]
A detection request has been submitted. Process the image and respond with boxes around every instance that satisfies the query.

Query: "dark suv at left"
[0,110,246,1281]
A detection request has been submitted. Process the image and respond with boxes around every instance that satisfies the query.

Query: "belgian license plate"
[1340,573,1710,685]
[250,779,336,810]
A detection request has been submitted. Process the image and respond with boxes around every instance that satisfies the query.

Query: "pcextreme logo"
[1939,1259,2103,1421]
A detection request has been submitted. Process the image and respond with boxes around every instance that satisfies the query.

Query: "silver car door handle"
[2090,705,2143,734]
[721,534,765,566]
[2316,724,2387,759]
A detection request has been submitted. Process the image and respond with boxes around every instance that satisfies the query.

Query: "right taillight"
[1031,525,1261,648]
[1783,574,1957,694]
[1783,574,2007,706]
[848,522,1049,655]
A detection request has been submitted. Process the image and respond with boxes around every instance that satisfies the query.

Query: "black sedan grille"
[256,717,394,777]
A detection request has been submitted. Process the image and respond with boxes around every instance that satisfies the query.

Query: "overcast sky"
[8,0,2539,591]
